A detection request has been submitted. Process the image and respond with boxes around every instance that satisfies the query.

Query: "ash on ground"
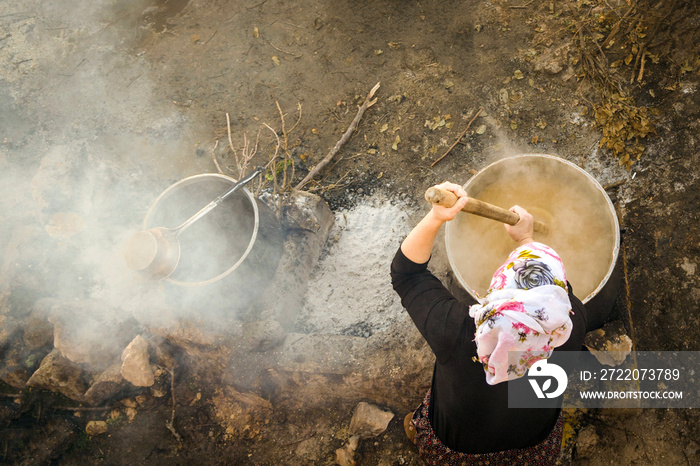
[295,193,419,337]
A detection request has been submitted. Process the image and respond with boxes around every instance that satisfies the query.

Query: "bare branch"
[295,82,380,190]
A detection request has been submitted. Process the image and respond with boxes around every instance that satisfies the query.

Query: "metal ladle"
[124,167,263,280]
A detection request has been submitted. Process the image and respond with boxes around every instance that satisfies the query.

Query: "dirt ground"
[1,0,699,464]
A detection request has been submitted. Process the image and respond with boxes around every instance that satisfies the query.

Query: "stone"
[211,387,273,440]
[584,320,633,367]
[26,349,87,402]
[0,366,31,389]
[86,420,108,436]
[83,363,126,405]
[150,319,232,348]
[264,320,434,409]
[575,424,599,459]
[0,335,51,389]
[23,312,54,350]
[276,333,363,375]
[260,191,334,329]
[144,334,177,369]
[0,314,21,350]
[282,190,335,232]
[242,320,287,352]
[532,43,571,75]
[334,435,359,466]
[348,402,394,438]
[48,299,139,371]
[120,335,155,387]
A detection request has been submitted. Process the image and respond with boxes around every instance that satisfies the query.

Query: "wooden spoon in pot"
[424,186,549,235]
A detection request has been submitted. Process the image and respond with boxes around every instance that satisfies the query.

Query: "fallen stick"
[165,367,182,442]
[431,108,482,167]
[603,179,626,190]
[211,140,223,174]
[52,406,115,411]
[295,82,380,190]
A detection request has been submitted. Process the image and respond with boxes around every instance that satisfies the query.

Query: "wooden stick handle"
[424,186,549,234]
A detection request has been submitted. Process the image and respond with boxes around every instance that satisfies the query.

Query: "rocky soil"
[1,0,699,465]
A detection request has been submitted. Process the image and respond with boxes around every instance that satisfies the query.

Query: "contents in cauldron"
[447,156,618,302]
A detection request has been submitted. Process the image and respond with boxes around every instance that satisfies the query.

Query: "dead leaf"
[476,124,487,134]
[253,27,259,38]
[424,116,446,130]
[271,56,280,66]
[536,120,547,129]
[510,121,518,130]
[514,70,524,80]
[380,123,388,133]
[392,135,401,150]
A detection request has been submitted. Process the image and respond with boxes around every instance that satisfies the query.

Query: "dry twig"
[211,140,223,174]
[510,0,536,9]
[275,100,296,190]
[225,113,261,179]
[431,108,483,167]
[603,179,627,190]
[265,38,301,58]
[165,367,182,442]
[263,122,282,199]
[295,82,380,190]
[52,405,115,411]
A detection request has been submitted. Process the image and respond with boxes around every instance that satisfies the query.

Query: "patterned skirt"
[411,390,564,465]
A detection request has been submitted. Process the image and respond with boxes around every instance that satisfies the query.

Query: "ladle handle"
[172,167,263,237]
[424,186,549,234]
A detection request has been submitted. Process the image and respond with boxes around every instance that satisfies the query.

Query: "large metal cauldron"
[445,154,620,306]
[143,173,283,311]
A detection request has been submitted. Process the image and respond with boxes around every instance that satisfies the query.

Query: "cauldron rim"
[142,173,260,287]
[445,153,620,304]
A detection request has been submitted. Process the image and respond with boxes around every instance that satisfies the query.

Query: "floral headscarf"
[469,242,573,385]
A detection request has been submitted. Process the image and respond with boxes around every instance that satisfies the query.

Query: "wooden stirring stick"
[424,186,549,235]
